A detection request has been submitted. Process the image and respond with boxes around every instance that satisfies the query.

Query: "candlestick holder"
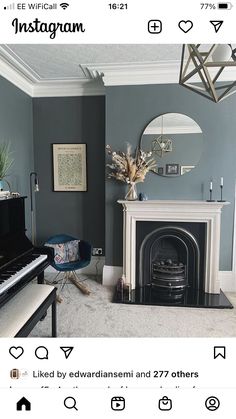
[217,185,226,202]
[206,189,215,202]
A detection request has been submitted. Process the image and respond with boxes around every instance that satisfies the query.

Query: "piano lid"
[0,197,33,268]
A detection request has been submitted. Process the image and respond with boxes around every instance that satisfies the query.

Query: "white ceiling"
[5,44,182,80]
[1,44,236,98]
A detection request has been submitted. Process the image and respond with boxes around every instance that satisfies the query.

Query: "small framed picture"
[157,167,164,175]
[165,164,180,175]
[181,165,195,175]
[52,143,87,191]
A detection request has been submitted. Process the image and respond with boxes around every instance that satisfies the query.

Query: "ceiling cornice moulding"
[33,79,105,97]
[81,61,236,86]
[0,46,34,96]
[1,45,236,97]
[0,45,105,97]
[80,61,181,86]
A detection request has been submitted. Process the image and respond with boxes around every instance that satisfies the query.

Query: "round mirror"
[140,113,203,177]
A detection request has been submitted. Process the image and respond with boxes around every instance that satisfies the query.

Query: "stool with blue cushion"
[45,234,92,298]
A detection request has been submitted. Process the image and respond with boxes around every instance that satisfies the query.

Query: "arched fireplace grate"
[139,226,200,300]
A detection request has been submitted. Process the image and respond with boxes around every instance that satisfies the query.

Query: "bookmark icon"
[214,346,226,359]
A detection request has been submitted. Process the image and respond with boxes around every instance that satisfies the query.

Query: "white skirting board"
[102,265,123,286]
[102,265,236,291]
[219,271,236,292]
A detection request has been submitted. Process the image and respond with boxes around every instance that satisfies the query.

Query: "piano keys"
[0,196,52,309]
[0,253,47,294]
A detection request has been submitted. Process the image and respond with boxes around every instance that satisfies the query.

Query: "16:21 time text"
[108,3,128,10]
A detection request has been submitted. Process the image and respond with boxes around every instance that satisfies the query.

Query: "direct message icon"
[60,346,74,359]
[111,397,125,411]
[158,396,172,411]
[210,20,223,33]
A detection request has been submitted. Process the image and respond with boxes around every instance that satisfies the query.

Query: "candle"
[210,181,213,191]
[220,177,224,187]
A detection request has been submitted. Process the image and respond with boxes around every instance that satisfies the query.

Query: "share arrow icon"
[210,20,224,33]
[60,346,74,359]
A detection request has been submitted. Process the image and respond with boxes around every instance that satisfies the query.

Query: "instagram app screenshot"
[0,0,236,417]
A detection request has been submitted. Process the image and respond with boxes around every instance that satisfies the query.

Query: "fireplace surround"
[115,200,233,309]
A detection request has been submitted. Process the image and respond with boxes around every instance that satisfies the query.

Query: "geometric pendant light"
[151,136,173,158]
[179,44,236,103]
[151,115,172,158]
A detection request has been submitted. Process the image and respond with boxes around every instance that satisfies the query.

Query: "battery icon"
[218,2,233,8]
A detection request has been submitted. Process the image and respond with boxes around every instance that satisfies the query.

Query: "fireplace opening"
[139,226,201,301]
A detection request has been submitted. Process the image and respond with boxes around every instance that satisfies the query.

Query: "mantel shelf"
[118,199,230,207]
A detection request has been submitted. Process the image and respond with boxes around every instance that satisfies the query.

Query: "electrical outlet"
[92,248,103,256]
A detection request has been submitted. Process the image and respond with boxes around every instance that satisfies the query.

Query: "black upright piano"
[0,196,52,309]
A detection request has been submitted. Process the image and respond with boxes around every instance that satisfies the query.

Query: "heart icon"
[178,20,193,33]
[9,346,24,359]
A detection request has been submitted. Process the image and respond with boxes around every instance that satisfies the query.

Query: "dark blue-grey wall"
[1,73,234,270]
[105,83,236,270]
[0,75,34,236]
[33,96,105,249]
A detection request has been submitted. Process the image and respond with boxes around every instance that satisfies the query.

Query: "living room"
[0,44,236,337]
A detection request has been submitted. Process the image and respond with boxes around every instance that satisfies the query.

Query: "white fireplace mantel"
[118,200,229,294]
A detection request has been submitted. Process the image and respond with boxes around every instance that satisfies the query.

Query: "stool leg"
[44,277,63,303]
[52,299,57,337]
[37,271,44,284]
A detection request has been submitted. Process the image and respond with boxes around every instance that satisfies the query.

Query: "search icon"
[64,397,78,411]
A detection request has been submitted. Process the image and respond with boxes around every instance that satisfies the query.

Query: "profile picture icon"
[205,396,220,411]
[10,369,20,379]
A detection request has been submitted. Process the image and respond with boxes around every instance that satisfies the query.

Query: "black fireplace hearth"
[114,285,233,309]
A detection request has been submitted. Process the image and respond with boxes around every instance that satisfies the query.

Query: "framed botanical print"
[53,143,87,191]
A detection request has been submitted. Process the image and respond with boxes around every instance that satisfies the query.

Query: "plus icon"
[148,20,162,34]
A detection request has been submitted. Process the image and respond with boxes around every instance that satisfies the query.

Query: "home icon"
[16,397,31,411]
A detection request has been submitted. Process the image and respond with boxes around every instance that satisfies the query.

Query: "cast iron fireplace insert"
[114,221,233,309]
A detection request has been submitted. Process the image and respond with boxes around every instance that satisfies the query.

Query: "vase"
[125,182,138,200]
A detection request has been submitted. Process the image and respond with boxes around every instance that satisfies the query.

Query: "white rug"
[30,275,236,338]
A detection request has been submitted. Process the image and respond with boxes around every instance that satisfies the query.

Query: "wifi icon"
[60,2,69,9]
